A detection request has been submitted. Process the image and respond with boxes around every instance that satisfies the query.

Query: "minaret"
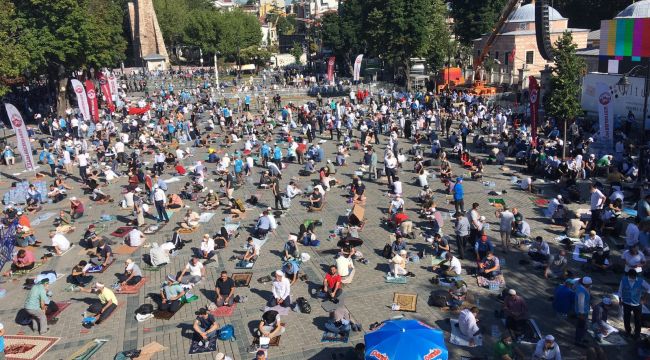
[128,0,169,64]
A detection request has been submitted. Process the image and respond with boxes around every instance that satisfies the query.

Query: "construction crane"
[472,0,523,95]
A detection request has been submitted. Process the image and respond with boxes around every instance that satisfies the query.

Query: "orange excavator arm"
[474,0,522,72]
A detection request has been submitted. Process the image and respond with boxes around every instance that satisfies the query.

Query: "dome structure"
[616,0,650,18]
[507,3,565,23]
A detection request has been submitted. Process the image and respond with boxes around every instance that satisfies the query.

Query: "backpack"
[136,304,154,315]
[382,243,392,259]
[218,324,235,341]
[429,290,450,307]
[296,297,311,314]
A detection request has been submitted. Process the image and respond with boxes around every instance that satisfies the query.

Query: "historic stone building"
[128,0,169,70]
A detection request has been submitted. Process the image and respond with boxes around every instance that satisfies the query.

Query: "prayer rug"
[232,273,252,287]
[188,337,217,355]
[384,274,407,284]
[66,338,108,360]
[321,331,349,343]
[476,275,506,289]
[209,303,237,317]
[234,261,255,270]
[153,303,185,320]
[393,293,418,312]
[4,335,60,360]
[86,260,114,274]
[10,263,44,277]
[142,224,162,235]
[116,278,147,294]
[198,212,216,223]
[110,226,132,238]
[46,301,71,322]
[112,244,139,255]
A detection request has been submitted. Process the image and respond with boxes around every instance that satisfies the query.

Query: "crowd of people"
[0,69,649,360]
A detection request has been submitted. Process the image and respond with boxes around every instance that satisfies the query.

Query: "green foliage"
[290,42,303,65]
[0,0,29,95]
[240,46,272,67]
[215,10,263,61]
[450,0,507,44]
[546,31,586,122]
[276,14,297,36]
[153,0,190,47]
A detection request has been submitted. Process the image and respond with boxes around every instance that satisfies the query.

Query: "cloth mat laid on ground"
[112,244,140,255]
[476,275,506,289]
[251,237,268,249]
[449,319,482,348]
[263,305,290,316]
[572,244,589,263]
[321,298,347,313]
[232,273,252,287]
[234,261,255,269]
[143,264,166,272]
[624,208,638,217]
[385,274,407,284]
[132,341,167,360]
[66,338,109,360]
[163,177,181,184]
[254,335,281,347]
[393,293,418,312]
[110,226,133,238]
[116,278,147,294]
[46,301,71,321]
[142,224,163,235]
[198,212,216,223]
[487,198,506,208]
[30,212,56,227]
[4,335,60,360]
[321,331,349,343]
[209,303,237,317]
[86,261,113,274]
[153,303,185,320]
[591,330,625,346]
[10,262,44,277]
[55,244,76,257]
[188,336,217,355]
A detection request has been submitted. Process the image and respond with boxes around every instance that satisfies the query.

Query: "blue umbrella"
[365,319,448,360]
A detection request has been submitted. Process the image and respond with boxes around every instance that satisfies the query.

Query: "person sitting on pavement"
[198,234,215,260]
[494,333,525,360]
[193,308,219,343]
[458,307,481,346]
[532,334,562,360]
[10,249,36,273]
[283,235,299,261]
[324,306,353,338]
[502,289,529,339]
[477,251,501,279]
[475,234,495,262]
[566,213,586,239]
[433,252,462,278]
[591,296,615,343]
[126,227,145,247]
[229,198,247,219]
[545,250,569,280]
[79,282,118,326]
[215,271,235,307]
[308,187,324,211]
[269,270,292,308]
[282,260,301,285]
[336,253,355,284]
[390,236,407,258]
[447,279,468,310]
[319,265,343,303]
[235,237,260,264]
[180,209,200,229]
[587,247,610,273]
[256,310,285,339]
[582,230,609,255]
[201,190,220,209]
[49,230,71,256]
[545,195,564,224]
[159,275,185,313]
[92,240,113,268]
[82,224,102,248]
[118,259,143,286]
[431,233,450,259]
[528,236,551,264]
[177,257,205,285]
[390,250,414,277]
[70,260,93,286]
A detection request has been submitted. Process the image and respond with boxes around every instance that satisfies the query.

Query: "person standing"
[153,185,169,223]
[619,270,650,339]
[77,150,89,183]
[496,207,514,253]
[454,212,470,260]
[452,177,465,214]
[22,278,50,335]
[589,183,606,231]
[271,176,285,211]
[468,202,481,246]
[574,276,592,346]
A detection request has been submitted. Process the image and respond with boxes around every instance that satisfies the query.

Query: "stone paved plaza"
[0,94,637,360]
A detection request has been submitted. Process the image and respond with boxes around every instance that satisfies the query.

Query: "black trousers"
[89,302,117,324]
[118,274,142,285]
[159,299,182,313]
[456,235,468,260]
[624,303,642,337]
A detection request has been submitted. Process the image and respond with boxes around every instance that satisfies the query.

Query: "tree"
[545,31,586,158]
[0,0,29,96]
[427,0,452,72]
[290,42,303,65]
[320,0,366,75]
[450,0,507,44]
[214,10,262,73]
[240,46,272,71]
[276,14,297,36]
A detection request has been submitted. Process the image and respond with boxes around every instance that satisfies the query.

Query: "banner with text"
[353,54,364,82]
[107,72,119,102]
[528,76,540,146]
[97,73,115,112]
[71,79,90,121]
[85,80,99,123]
[327,56,335,83]
[4,103,35,171]
[597,82,614,147]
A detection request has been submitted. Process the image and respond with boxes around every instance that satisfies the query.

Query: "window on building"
[519,23,527,31]
[526,51,534,64]
[504,52,510,66]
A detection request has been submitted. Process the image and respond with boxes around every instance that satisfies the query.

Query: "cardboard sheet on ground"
[393,293,417,312]
[449,319,482,347]
[198,212,216,223]
[133,341,167,360]
[232,273,252,287]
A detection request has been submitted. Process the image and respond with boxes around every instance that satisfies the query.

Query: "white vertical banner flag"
[107,72,119,102]
[71,79,91,121]
[353,54,364,82]
[4,103,36,171]
[596,82,614,148]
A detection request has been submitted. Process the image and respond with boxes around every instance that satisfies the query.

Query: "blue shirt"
[273,147,282,160]
[553,284,574,314]
[475,240,494,254]
[234,159,243,173]
[261,144,271,156]
[453,183,464,200]
[0,335,4,353]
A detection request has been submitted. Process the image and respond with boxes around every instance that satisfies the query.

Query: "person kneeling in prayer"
[79,282,118,326]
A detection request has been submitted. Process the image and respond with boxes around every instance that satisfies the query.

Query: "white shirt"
[272,277,291,299]
[51,233,71,251]
[336,256,354,277]
[128,229,144,247]
[114,141,125,153]
[154,188,166,202]
[499,211,514,231]
[590,189,605,210]
[390,198,404,211]
[583,235,604,249]
[458,309,479,338]
[626,223,640,247]
[392,181,403,195]
[200,238,215,253]
[447,256,462,275]
[533,340,562,360]
[185,261,204,277]
[77,153,88,167]
[623,250,646,272]
[520,177,532,190]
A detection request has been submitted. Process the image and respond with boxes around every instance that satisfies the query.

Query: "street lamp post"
[617,64,650,182]
[214,51,221,90]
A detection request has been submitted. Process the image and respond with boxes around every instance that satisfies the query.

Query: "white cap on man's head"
[582,276,593,285]
[215,353,226,360]
[508,289,516,296]
[275,270,284,277]
[545,335,555,342]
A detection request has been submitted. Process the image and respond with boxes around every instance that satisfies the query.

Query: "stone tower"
[128,0,169,65]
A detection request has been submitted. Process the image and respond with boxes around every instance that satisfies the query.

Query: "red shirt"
[175,165,187,175]
[325,273,341,289]
[394,213,409,225]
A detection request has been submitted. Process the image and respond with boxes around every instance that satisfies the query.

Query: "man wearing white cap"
[270,270,292,308]
[574,276,592,345]
[118,259,142,286]
[532,335,561,360]
[591,296,615,342]
[79,282,118,325]
[283,235,299,261]
[503,289,528,337]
